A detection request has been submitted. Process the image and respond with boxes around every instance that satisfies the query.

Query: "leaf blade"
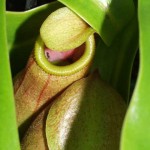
[0,0,20,150]
[121,0,150,149]
[58,0,135,45]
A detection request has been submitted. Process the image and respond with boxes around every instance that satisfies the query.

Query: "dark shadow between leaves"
[19,84,68,142]
[9,2,63,76]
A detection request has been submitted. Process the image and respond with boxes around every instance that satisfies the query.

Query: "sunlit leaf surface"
[121,1,150,149]
[59,0,135,46]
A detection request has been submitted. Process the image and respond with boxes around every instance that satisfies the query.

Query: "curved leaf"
[92,17,138,101]
[0,0,20,149]
[121,1,150,149]
[58,0,135,46]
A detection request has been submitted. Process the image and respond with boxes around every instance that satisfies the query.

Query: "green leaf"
[0,1,20,150]
[58,0,135,46]
[121,1,150,149]
[92,17,138,102]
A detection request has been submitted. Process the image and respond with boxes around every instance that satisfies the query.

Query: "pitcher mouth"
[34,34,95,76]
[44,44,85,66]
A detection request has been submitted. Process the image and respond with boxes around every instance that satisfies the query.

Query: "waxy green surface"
[93,17,138,101]
[121,0,150,149]
[0,0,20,149]
[59,0,135,46]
